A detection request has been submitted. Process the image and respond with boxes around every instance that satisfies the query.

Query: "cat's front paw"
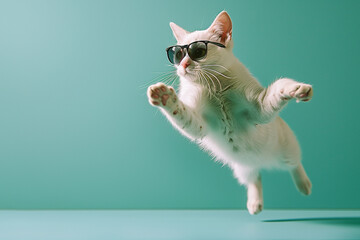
[147,83,177,108]
[280,83,313,103]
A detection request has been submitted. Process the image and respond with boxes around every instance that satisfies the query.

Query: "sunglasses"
[166,40,226,65]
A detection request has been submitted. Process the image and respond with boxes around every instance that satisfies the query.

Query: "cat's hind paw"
[147,83,177,108]
[280,83,313,103]
[247,199,263,215]
[295,177,312,196]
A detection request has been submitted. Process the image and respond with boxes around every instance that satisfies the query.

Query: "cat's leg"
[278,121,312,196]
[232,164,263,215]
[290,163,312,195]
[257,78,313,123]
[246,176,263,215]
[147,83,206,141]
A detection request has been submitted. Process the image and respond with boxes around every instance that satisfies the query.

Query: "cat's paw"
[147,83,177,108]
[280,83,313,103]
[295,177,312,196]
[247,198,263,215]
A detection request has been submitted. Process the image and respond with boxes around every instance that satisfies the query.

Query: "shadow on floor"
[263,217,360,226]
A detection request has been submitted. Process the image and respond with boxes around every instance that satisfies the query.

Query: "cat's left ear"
[208,11,232,45]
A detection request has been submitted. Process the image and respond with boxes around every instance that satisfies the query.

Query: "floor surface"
[0,210,359,240]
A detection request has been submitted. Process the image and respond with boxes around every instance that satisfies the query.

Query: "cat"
[147,11,312,215]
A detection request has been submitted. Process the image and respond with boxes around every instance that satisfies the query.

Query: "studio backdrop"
[0,0,359,209]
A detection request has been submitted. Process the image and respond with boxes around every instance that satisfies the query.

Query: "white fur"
[148,11,312,214]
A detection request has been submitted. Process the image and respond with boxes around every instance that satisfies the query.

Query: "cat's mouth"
[177,66,194,77]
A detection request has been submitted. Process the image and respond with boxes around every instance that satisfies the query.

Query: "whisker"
[169,75,179,89]
[201,70,215,91]
[152,70,176,74]
[139,76,170,89]
[203,67,233,79]
[202,70,217,94]
[144,74,175,86]
[161,75,175,85]
[203,69,222,92]
[139,71,178,89]
[152,71,177,80]
[202,64,230,72]
[195,71,204,93]
[198,70,213,98]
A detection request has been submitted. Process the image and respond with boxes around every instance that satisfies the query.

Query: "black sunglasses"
[166,40,226,65]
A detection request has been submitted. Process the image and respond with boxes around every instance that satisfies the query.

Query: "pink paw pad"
[161,94,169,106]
[147,83,178,108]
[151,93,159,99]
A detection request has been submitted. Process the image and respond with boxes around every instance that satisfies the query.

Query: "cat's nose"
[181,60,191,69]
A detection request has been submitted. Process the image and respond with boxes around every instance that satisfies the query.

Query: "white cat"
[147,11,312,214]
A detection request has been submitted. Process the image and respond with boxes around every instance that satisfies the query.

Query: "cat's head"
[168,11,233,88]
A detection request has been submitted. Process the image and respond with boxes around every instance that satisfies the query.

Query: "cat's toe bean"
[161,94,170,106]
[151,93,159,99]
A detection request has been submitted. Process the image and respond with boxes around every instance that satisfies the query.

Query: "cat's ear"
[169,22,189,42]
[208,11,232,45]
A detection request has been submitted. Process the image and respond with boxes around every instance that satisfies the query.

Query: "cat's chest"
[200,91,254,133]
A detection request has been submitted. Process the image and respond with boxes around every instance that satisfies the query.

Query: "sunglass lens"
[167,46,184,65]
[188,42,207,61]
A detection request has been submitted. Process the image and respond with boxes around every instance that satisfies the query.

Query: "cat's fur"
[147,11,312,214]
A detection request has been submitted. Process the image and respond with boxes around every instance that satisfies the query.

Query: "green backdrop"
[0,0,359,209]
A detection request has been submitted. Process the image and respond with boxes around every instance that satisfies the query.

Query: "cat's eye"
[166,40,225,65]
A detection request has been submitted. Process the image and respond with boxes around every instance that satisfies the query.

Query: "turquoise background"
[0,0,359,209]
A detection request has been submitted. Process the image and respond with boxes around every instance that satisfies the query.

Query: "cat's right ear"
[169,22,189,42]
